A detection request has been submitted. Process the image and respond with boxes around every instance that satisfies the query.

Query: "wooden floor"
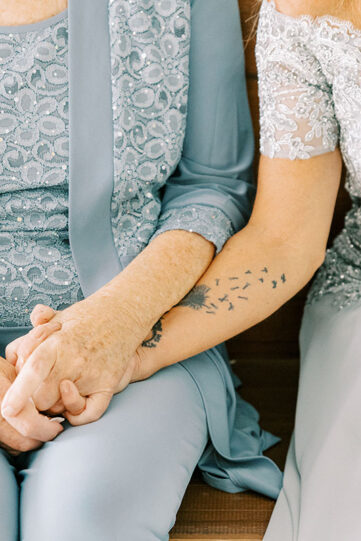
[169,355,299,540]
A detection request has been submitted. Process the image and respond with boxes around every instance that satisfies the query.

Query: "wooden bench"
[170,1,349,539]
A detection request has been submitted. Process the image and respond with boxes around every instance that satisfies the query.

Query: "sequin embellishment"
[257,0,361,310]
[0,16,84,327]
[109,0,191,255]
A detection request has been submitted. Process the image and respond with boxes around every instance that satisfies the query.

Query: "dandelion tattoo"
[141,268,288,350]
[176,268,287,315]
[178,285,211,310]
[142,319,163,348]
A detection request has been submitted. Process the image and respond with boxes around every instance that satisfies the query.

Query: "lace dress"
[257,0,361,310]
[0,1,283,503]
[0,0,253,327]
[0,11,84,326]
[257,4,361,539]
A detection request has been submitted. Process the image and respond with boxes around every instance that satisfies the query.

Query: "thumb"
[59,380,86,416]
[63,391,113,426]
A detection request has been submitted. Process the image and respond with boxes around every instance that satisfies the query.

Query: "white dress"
[257,1,361,539]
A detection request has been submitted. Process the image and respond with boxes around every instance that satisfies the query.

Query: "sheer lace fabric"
[257,0,361,309]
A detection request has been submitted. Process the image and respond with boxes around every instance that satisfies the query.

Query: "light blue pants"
[0,362,208,541]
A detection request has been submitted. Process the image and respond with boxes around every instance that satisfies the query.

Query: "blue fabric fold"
[151,0,256,252]
[180,346,283,500]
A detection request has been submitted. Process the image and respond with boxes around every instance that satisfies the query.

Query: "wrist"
[90,275,159,336]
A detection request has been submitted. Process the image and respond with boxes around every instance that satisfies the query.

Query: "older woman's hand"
[0,356,63,454]
[1,292,145,436]
[5,304,164,425]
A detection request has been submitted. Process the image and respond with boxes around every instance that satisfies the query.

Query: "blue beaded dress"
[0,0,283,506]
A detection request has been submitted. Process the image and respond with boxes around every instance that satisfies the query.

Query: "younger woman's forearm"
[140,224,323,368]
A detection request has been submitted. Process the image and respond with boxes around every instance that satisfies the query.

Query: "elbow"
[286,241,326,285]
[309,247,327,276]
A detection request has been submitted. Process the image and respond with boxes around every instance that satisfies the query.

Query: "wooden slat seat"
[169,356,299,540]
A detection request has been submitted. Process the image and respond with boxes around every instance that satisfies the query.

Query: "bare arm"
[136,151,342,374]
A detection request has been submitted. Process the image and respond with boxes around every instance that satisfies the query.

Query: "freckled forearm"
[140,224,321,367]
[86,230,215,346]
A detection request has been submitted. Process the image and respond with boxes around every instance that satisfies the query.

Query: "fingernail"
[49,417,65,423]
[2,405,16,417]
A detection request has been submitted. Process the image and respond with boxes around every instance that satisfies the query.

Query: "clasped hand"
[0,295,154,446]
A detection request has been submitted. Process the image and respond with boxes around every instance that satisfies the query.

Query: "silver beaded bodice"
[257,0,361,310]
[1,0,230,327]
[0,13,84,327]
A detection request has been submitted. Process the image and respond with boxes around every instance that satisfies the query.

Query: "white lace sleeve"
[256,1,339,160]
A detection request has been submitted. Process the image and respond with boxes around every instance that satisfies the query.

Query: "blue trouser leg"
[0,448,19,541]
[19,363,208,541]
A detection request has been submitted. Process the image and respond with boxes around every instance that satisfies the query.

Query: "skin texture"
[0,0,68,26]
[11,150,344,421]
[2,230,215,437]
[125,151,343,376]
[0,0,215,447]
[0,0,349,441]
[273,0,361,28]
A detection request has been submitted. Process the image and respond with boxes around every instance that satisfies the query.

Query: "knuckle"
[5,343,15,356]
[20,424,32,439]
[5,343,18,362]
[92,406,105,422]
[31,326,45,340]
[67,416,82,426]
[17,439,33,453]
[32,304,46,314]
[34,396,50,412]
[30,357,44,377]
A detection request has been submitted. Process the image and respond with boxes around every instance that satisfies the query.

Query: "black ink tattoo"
[142,319,163,348]
[175,266,286,317]
[178,285,211,310]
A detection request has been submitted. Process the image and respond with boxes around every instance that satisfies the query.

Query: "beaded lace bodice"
[0,13,85,327]
[0,0,235,327]
[257,0,361,309]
